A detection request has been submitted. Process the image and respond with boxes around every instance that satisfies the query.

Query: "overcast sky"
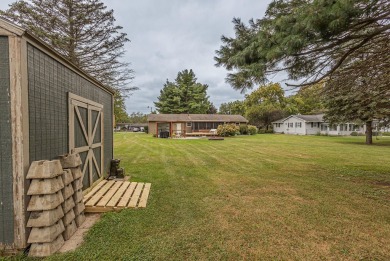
[1,0,289,114]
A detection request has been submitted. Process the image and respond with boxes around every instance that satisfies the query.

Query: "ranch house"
[147,114,248,138]
[272,114,366,135]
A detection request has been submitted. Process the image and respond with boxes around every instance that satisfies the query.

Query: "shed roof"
[148,114,248,123]
[0,18,115,95]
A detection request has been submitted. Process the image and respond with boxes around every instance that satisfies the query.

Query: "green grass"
[33,134,390,260]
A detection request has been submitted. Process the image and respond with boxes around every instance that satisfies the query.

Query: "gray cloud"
[1,0,275,113]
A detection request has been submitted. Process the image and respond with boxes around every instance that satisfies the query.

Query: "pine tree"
[154,70,212,114]
[215,0,389,91]
[1,0,135,93]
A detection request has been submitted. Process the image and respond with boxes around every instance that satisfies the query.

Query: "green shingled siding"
[27,44,113,187]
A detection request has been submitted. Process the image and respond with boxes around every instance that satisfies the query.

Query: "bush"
[217,124,240,137]
[383,132,390,136]
[350,131,358,136]
[258,129,265,134]
[239,125,248,135]
[144,126,149,133]
[247,125,258,135]
[265,129,274,134]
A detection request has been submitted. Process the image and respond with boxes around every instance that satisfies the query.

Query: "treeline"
[219,82,324,130]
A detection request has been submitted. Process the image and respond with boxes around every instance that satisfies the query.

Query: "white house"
[272,114,366,135]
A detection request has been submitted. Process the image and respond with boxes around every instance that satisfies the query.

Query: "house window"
[186,122,192,127]
[295,122,302,128]
[288,123,293,128]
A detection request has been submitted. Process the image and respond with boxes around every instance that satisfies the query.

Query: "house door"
[68,93,104,189]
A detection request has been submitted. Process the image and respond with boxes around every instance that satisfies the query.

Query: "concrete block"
[73,188,83,203]
[63,220,77,241]
[62,209,75,226]
[71,167,83,180]
[27,191,64,211]
[62,183,74,200]
[62,196,75,213]
[75,212,86,227]
[73,201,85,216]
[62,169,74,185]
[29,235,64,257]
[26,160,63,179]
[72,178,83,191]
[28,220,65,243]
[58,153,82,168]
[27,176,64,196]
[27,205,64,228]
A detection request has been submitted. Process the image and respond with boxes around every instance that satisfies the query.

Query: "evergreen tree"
[1,0,136,93]
[154,70,212,114]
[215,0,389,91]
[323,44,390,145]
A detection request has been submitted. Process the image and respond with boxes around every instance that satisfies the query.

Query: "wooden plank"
[138,183,151,208]
[9,35,28,249]
[83,180,107,203]
[69,93,104,108]
[117,182,137,207]
[106,182,130,207]
[128,183,144,208]
[96,181,123,207]
[85,180,115,206]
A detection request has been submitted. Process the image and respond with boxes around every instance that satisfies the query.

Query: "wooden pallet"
[83,180,151,213]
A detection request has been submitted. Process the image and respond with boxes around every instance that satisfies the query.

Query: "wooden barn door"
[69,93,104,189]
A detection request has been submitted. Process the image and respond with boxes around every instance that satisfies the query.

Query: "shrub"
[383,132,390,136]
[247,125,258,135]
[144,126,149,133]
[350,131,358,136]
[217,124,240,137]
[265,129,274,134]
[258,129,265,134]
[239,125,248,135]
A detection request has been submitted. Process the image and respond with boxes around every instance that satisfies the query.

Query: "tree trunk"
[365,121,373,145]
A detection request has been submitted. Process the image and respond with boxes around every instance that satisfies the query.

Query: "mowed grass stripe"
[46,133,390,261]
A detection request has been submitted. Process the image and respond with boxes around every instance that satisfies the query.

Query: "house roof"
[0,18,115,95]
[272,114,324,124]
[147,114,248,123]
[294,114,324,122]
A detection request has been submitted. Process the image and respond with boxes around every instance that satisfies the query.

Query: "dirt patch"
[58,213,101,253]
[375,181,390,187]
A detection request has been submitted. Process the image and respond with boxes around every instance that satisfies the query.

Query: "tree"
[286,82,325,115]
[207,103,218,114]
[154,70,212,114]
[323,43,390,145]
[114,93,130,124]
[219,100,246,115]
[1,0,136,93]
[215,0,389,92]
[244,83,286,129]
[128,112,148,123]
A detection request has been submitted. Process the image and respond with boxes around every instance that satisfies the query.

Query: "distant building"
[272,114,366,135]
[115,123,148,132]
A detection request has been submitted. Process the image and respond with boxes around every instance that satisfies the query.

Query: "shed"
[0,19,114,250]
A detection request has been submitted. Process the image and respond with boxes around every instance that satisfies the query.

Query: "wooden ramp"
[84,180,151,213]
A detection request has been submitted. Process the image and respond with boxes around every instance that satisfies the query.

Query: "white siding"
[283,117,306,135]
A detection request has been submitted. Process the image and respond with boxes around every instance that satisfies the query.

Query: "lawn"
[45,134,390,260]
